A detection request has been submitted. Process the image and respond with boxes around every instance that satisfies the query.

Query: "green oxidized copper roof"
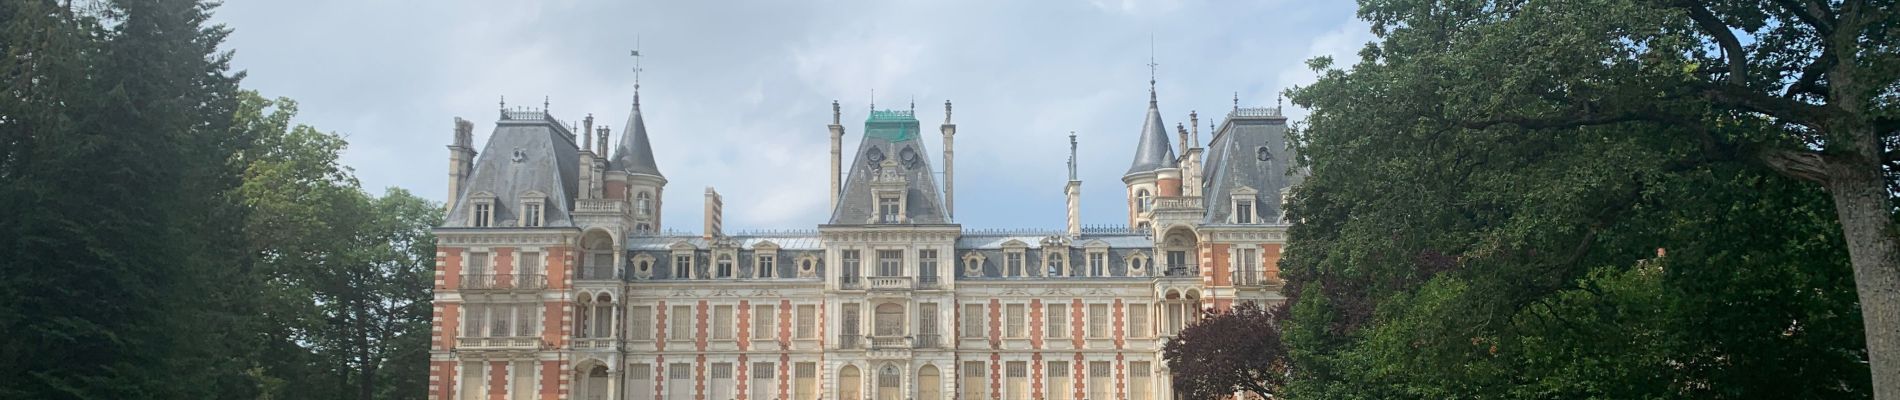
[865,109,919,142]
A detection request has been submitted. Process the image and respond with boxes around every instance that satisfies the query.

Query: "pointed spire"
[613,45,662,178]
[1126,59,1175,176]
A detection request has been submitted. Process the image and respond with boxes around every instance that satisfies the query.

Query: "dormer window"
[669,244,696,280]
[961,252,986,277]
[716,253,735,279]
[1045,251,1068,277]
[756,253,776,278]
[1231,186,1261,224]
[1006,251,1025,277]
[1087,250,1107,277]
[878,196,901,223]
[469,192,496,227]
[519,192,546,227]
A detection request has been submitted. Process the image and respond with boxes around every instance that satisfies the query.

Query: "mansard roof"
[1125,91,1176,175]
[444,111,582,227]
[827,110,950,224]
[1202,107,1300,224]
[609,97,664,178]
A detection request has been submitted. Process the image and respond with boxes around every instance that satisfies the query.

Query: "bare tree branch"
[1760,148,1831,183]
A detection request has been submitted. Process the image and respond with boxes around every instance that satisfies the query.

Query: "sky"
[212,0,1371,232]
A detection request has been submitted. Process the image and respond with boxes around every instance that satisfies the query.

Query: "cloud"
[213,0,1366,230]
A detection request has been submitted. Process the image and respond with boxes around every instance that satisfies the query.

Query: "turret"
[1123,71,1174,230]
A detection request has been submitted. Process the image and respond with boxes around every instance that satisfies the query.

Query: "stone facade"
[430,82,1296,400]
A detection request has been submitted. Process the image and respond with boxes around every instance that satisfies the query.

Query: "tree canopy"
[1163,302,1289,399]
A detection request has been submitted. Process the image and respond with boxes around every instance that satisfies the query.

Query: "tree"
[1278,0,1879,397]
[1163,302,1289,399]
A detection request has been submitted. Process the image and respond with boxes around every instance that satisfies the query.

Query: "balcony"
[577,267,618,281]
[572,337,616,350]
[838,334,862,349]
[457,336,540,350]
[913,334,942,349]
[573,199,626,215]
[1153,196,1203,210]
[460,274,547,291]
[867,276,913,290]
[868,336,911,349]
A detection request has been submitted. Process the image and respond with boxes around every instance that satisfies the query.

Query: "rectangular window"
[673,254,692,279]
[716,255,734,278]
[796,305,816,339]
[1236,200,1254,223]
[514,304,536,337]
[1167,303,1184,336]
[629,306,652,340]
[795,362,817,400]
[962,304,985,338]
[1046,361,1070,400]
[522,201,542,227]
[491,304,513,337]
[459,362,483,400]
[753,304,775,340]
[1047,303,1067,338]
[713,305,733,340]
[1131,361,1153,400]
[1088,362,1112,400]
[1167,250,1187,271]
[1005,252,1024,277]
[468,252,490,275]
[840,303,860,345]
[877,250,903,276]
[629,364,653,400]
[670,305,691,340]
[463,304,485,338]
[710,363,734,400]
[918,250,938,284]
[472,203,491,227]
[750,362,776,400]
[668,363,692,400]
[1238,248,1258,285]
[962,362,987,400]
[1006,361,1027,400]
[918,303,939,336]
[519,252,541,277]
[757,254,776,278]
[1088,304,1108,338]
[878,196,900,222]
[1005,304,1025,338]
[1129,304,1150,338]
[511,361,536,400]
[1088,253,1105,277]
[841,250,861,287]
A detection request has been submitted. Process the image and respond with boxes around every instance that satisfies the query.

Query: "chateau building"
[429,76,1299,400]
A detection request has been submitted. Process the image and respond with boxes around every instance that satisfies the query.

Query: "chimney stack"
[703,187,724,239]
[1066,131,1081,238]
[1189,110,1200,149]
[579,114,596,199]
[829,101,844,212]
[1177,123,1189,157]
[446,117,477,210]
[942,100,956,221]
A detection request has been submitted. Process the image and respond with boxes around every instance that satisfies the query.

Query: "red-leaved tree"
[1162,302,1289,399]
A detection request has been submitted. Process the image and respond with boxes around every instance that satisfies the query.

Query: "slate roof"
[1125,89,1176,175]
[443,113,582,227]
[1202,108,1301,224]
[609,96,663,178]
[827,110,950,224]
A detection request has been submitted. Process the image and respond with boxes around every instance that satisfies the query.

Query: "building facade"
[429,80,1300,400]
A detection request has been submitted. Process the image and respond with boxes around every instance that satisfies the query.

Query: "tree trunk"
[1823,147,1900,399]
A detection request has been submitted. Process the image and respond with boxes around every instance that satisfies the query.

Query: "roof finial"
[1147,34,1159,104]
[944,100,953,124]
[909,95,915,113]
[869,88,875,111]
[543,96,550,111]
[1233,92,1240,111]
[499,95,506,112]
[831,100,841,125]
[1277,91,1284,110]
[630,38,644,107]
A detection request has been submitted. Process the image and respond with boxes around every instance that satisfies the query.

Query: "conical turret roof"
[1126,88,1175,175]
[611,93,663,177]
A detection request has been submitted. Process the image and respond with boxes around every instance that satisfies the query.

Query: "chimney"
[597,124,610,158]
[941,100,956,221]
[1189,110,1200,149]
[703,187,724,239]
[579,114,596,199]
[1066,131,1081,238]
[1177,123,1189,158]
[829,101,844,212]
[446,117,477,210]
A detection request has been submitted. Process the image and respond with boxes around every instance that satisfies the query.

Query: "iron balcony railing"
[460,274,548,290]
[577,266,617,281]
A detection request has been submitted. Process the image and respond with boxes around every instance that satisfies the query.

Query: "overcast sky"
[213,0,1370,232]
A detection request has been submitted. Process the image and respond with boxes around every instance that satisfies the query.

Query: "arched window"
[635,191,652,216]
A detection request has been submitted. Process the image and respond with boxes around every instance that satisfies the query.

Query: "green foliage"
[1278,0,1876,398]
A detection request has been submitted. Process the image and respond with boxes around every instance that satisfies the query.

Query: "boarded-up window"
[753,304,776,340]
[961,304,984,338]
[1088,362,1111,400]
[795,362,817,400]
[1047,304,1067,338]
[669,305,691,340]
[511,361,536,400]
[667,363,691,400]
[1131,361,1153,400]
[713,305,733,340]
[629,306,652,340]
[796,305,817,339]
[1006,361,1028,400]
[961,361,987,400]
[750,362,775,400]
[1045,361,1070,400]
[1128,303,1149,338]
[1088,304,1109,338]
[710,363,733,400]
[1006,304,1025,338]
[628,364,652,400]
[458,362,483,400]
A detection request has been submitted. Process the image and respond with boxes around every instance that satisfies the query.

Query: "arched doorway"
[839,365,862,400]
[877,364,901,400]
[917,365,941,400]
[580,230,615,280]
[574,363,609,400]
